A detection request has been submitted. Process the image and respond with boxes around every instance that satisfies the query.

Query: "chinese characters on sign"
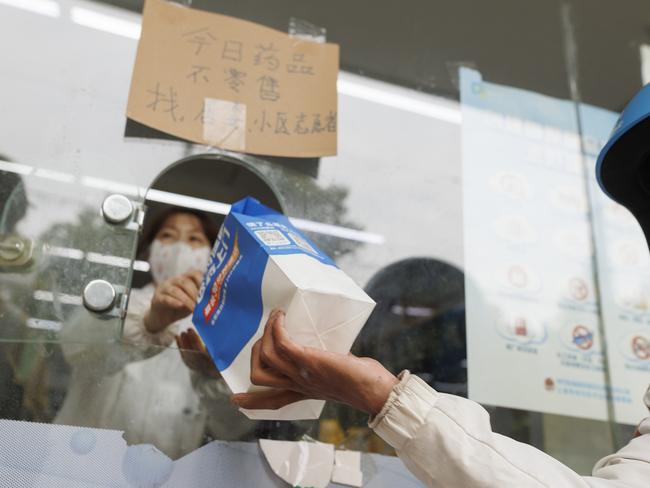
[127,0,339,157]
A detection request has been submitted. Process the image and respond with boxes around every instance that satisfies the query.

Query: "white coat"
[370,371,650,487]
[55,284,257,459]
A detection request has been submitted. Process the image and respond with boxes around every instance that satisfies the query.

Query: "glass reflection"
[357,258,467,395]
[51,155,318,458]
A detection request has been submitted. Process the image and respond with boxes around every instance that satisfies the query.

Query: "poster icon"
[549,186,587,214]
[552,226,593,258]
[508,265,528,289]
[572,325,594,350]
[611,240,648,267]
[489,171,531,201]
[568,277,589,301]
[514,318,528,337]
[495,312,547,345]
[632,335,650,360]
[501,264,542,293]
[559,321,600,353]
[614,281,650,312]
[544,377,555,391]
[494,215,537,244]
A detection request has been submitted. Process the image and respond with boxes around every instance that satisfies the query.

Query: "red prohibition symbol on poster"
[631,335,650,360]
[572,325,594,350]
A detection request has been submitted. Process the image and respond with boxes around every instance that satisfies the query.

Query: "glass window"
[0,0,647,483]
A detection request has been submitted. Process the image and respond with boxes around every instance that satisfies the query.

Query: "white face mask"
[148,240,211,285]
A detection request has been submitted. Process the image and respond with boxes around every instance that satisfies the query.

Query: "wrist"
[143,307,164,334]
[364,372,399,416]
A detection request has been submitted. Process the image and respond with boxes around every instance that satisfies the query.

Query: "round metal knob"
[0,236,25,261]
[82,280,116,313]
[102,194,134,225]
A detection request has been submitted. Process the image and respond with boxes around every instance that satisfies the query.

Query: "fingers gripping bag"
[193,197,376,420]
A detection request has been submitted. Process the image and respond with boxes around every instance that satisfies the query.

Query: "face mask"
[148,240,210,285]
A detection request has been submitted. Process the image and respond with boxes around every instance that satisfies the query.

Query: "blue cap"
[596,84,650,245]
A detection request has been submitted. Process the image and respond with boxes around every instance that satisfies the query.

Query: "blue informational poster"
[461,68,645,424]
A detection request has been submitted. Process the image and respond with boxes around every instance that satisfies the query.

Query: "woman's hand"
[176,328,222,379]
[144,271,203,334]
[230,310,399,415]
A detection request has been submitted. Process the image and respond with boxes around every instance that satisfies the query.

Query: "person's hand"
[230,310,399,415]
[144,271,203,334]
[176,328,222,379]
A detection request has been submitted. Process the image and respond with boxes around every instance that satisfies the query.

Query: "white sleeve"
[369,371,648,488]
[119,286,176,349]
[60,286,174,375]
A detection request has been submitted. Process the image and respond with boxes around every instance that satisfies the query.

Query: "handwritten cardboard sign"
[127,0,339,157]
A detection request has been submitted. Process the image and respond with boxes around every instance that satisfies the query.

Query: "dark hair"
[136,206,221,260]
[0,153,28,234]
[0,170,27,234]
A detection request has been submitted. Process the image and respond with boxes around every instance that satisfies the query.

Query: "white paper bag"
[194,197,375,420]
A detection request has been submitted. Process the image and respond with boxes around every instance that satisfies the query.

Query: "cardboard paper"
[193,197,376,420]
[332,450,363,487]
[127,0,339,157]
[259,439,334,488]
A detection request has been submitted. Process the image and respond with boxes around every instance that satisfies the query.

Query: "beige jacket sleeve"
[370,372,650,488]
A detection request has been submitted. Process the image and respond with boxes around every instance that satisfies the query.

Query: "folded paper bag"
[259,439,334,488]
[193,197,376,420]
[332,450,363,487]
